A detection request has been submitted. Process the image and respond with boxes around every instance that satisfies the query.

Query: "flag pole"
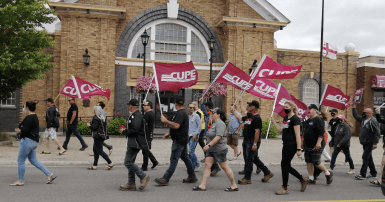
[71,75,81,99]
[265,83,281,141]
[53,93,60,103]
[319,84,328,106]
[152,63,163,116]
[201,61,229,99]
[319,0,325,110]
[144,76,155,102]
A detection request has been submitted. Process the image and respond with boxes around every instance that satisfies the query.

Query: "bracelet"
[207,144,211,147]
[297,149,301,151]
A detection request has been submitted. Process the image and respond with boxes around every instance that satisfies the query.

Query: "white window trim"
[127,19,210,63]
[0,92,16,108]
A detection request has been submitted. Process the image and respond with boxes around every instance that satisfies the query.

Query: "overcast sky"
[44,0,384,58]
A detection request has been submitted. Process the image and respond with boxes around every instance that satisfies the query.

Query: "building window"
[379,60,384,64]
[128,20,209,63]
[0,92,16,108]
[302,79,319,106]
[192,89,203,102]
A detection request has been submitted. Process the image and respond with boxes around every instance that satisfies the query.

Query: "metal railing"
[61,116,129,131]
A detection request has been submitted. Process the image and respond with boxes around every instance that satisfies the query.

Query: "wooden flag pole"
[53,93,60,103]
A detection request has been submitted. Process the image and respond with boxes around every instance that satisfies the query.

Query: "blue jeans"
[360,144,377,177]
[163,141,195,181]
[124,147,146,184]
[244,140,270,179]
[93,138,112,166]
[330,146,354,170]
[18,138,51,182]
[63,124,87,149]
[189,136,199,168]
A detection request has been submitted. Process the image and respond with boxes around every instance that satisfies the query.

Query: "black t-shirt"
[329,118,338,137]
[282,115,301,146]
[170,109,189,145]
[67,103,78,125]
[303,116,325,149]
[19,114,40,143]
[143,111,155,135]
[242,114,262,143]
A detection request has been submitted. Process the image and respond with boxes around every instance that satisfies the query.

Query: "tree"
[0,0,56,99]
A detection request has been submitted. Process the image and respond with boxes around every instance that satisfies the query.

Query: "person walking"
[42,98,66,155]
[302,104,333,185]
[371,107,385,186]
[10,100,56,186]
[86,105,114,170]
[270,101,308,195]
[98,101,113,155]
[155,97,197,186]
[119,99,150,191]
[141,100,159,171]
[319,112,332,162]
[62,97,88,151]
[352,105,381,180]
[193,108,238,192]
[328,109,339,155]
[187,103,202,171]
[192,101,206,152]
[228,104,243,161]
[237,100,274,185]
[329,115,355,174]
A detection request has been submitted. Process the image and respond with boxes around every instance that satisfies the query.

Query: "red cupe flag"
[60,76,111,100]
[274,84,293,117]
[320,84,351,110]
[251,55,302,80]
[291,95,310,121]
[153,62,198,93]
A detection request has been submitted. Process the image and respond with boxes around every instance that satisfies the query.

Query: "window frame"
[0,91,17,109]
[302,79,319,106]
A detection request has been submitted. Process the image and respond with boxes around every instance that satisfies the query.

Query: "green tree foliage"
[77,121,91,136]
[0,0,56,99]
[107,116,127,135]
[261,118,279,138]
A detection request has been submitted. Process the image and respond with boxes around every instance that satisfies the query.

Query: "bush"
[0,132,10,141]
[107,116,127,135]
[261,118,278,139]
[77,121,91,136]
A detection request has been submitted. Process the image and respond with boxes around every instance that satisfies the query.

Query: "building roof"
[243,0,290,23]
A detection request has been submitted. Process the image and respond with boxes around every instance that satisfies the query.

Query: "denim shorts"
[205,148,228,163]
[304,148,323,165]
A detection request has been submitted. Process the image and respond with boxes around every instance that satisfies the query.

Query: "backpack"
[52,106,61,128]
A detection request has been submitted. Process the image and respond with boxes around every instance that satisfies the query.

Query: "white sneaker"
[237,152,242,157]
[347,169,355,174]
[194,164,201,172]
[228,157,237,161]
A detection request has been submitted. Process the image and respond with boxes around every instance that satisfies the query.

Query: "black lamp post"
[83,49,90,65]
[208,36,215,82]
[141,29,150,76]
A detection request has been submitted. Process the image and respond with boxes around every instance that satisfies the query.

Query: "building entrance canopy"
[371,75,385,89]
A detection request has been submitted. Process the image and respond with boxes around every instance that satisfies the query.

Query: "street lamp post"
[208,36,215,82]
[140,29,150,113]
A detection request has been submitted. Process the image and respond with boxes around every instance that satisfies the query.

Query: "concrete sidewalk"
[0,135,384,169]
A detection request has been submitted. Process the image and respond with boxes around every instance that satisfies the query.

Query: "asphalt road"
[1,165,385,202]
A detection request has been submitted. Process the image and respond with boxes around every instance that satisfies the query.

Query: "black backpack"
[52,106,61,128]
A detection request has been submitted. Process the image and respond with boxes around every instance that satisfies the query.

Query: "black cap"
[204,101,214,109]
[127,99,139,106]
[175,97,184,105]
[329,109,338,113]
[308,104,318,111]
[247,100,260,108]
[211,108,225,117]
[44,98,53,103]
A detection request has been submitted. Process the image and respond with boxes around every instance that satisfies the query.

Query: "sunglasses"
[189,107,194,109]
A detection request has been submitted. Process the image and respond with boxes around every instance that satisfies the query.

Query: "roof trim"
[243,0,290,23]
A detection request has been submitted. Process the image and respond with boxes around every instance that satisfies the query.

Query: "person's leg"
[27,140,51,176]
[71,124,87,147]
[62,125,73,149]
[197,130,205,149]
[103,142,112,150]
[342,147,354,170]
[142,149,149,170]
[330,146,341,170]
[219,161,237,189]
[360,144,372,177]
[244,142,258,179]
[45,137,50,152]
[95,139,112,165]
[93,140,99,166]
[180,143,196,178]
[163,142,184,181]
[198,157,214,189]
[307,163,314,176]
[52,138,65,151]
[17,138,30,182]
[189,138,198,168]
[281,145,291,187]
[368,150,377,177]
[322,148,331,161]
[254,142,271,175]
[124,148,146,185]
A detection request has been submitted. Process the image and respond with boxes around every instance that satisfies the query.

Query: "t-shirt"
[206,120,227,152]
[67,103,79,125]
[303,116,325,149]
[242,114,262,143]
[170,109,189,145]
[282,115,301,146]
[19,114,40,143]
[329,118,338,137]
[143,111,155,134]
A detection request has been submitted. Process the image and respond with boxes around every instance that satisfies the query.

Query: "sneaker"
[307,179,316,185]
[210,168,221,177]
[238,178,251,184]
[194,164,201,172]
[261,172,274,182]
[367,174,376,179]
[139,174,150,190]
[141,167,148,171]
[229,157,237,161]
[355,174,365,180]
[347,169,355,174]
[237,152,242,157]
[324,159,331,162]
[120,184,136,191]
[275,186,289,195]
[256,167,262,175]
[155,178,169,186]
[326,171,333,185]
[300,177,308,192]
[79,144,88,151]
[182,176,198,183]
[239,170,245,175]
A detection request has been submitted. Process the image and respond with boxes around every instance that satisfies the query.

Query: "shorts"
[205,148,228,163]
[227,133,239,146]
[44,128,57,139]
[304,148,323,165]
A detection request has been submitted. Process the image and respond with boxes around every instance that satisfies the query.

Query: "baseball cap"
[204,101,214,109]
[127,99,139,106]
[308,104,318,111]
[175,97,184,105]
[337,115,346,120]
[329,109,338,113]
[44,98,53,103]
[247,100,260,108]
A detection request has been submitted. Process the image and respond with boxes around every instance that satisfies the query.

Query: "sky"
[43,0,385,58]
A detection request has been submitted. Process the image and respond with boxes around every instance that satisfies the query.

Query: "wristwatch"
[297,149,301,151]
[207,144,211,147]
[253,143,257,146]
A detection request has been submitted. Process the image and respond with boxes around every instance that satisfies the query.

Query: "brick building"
[0,0,363,133]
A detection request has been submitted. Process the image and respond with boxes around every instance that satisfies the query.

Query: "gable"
[243,0,290,23]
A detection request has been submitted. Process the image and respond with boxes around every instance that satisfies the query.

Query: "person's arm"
[235,123,244,134]
[203,122,225,151]
[239,99,247,116]
[122,116,142,137]
[163,132,170,139]
[192,116,201,141]
[315,117,325,150]
[375,114,385,124]
[233,111,243,121]
[338,124,351,146]
[294,124,302,156]
[88,117,99,131]
[20,116,33,135]
[201,104,208,117]
[70,111,77,124]
[161,115,181,129]
[270,116,282,133]
[371,119,381,146]
[47,107,54,129]
[352,108,362,123]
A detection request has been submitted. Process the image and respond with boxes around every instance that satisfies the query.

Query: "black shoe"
[141,168,148,171]
[59,146,67,150]
[326,171,333,185]
[355,174,366,180]
[182,176,198,183]
[367,174,376,179]
[256,167,262,174]
[239,170,245,175]
[151,162,159,169]
[79,145,88,151]
[211,168,221,177]
[307,179,316,185]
